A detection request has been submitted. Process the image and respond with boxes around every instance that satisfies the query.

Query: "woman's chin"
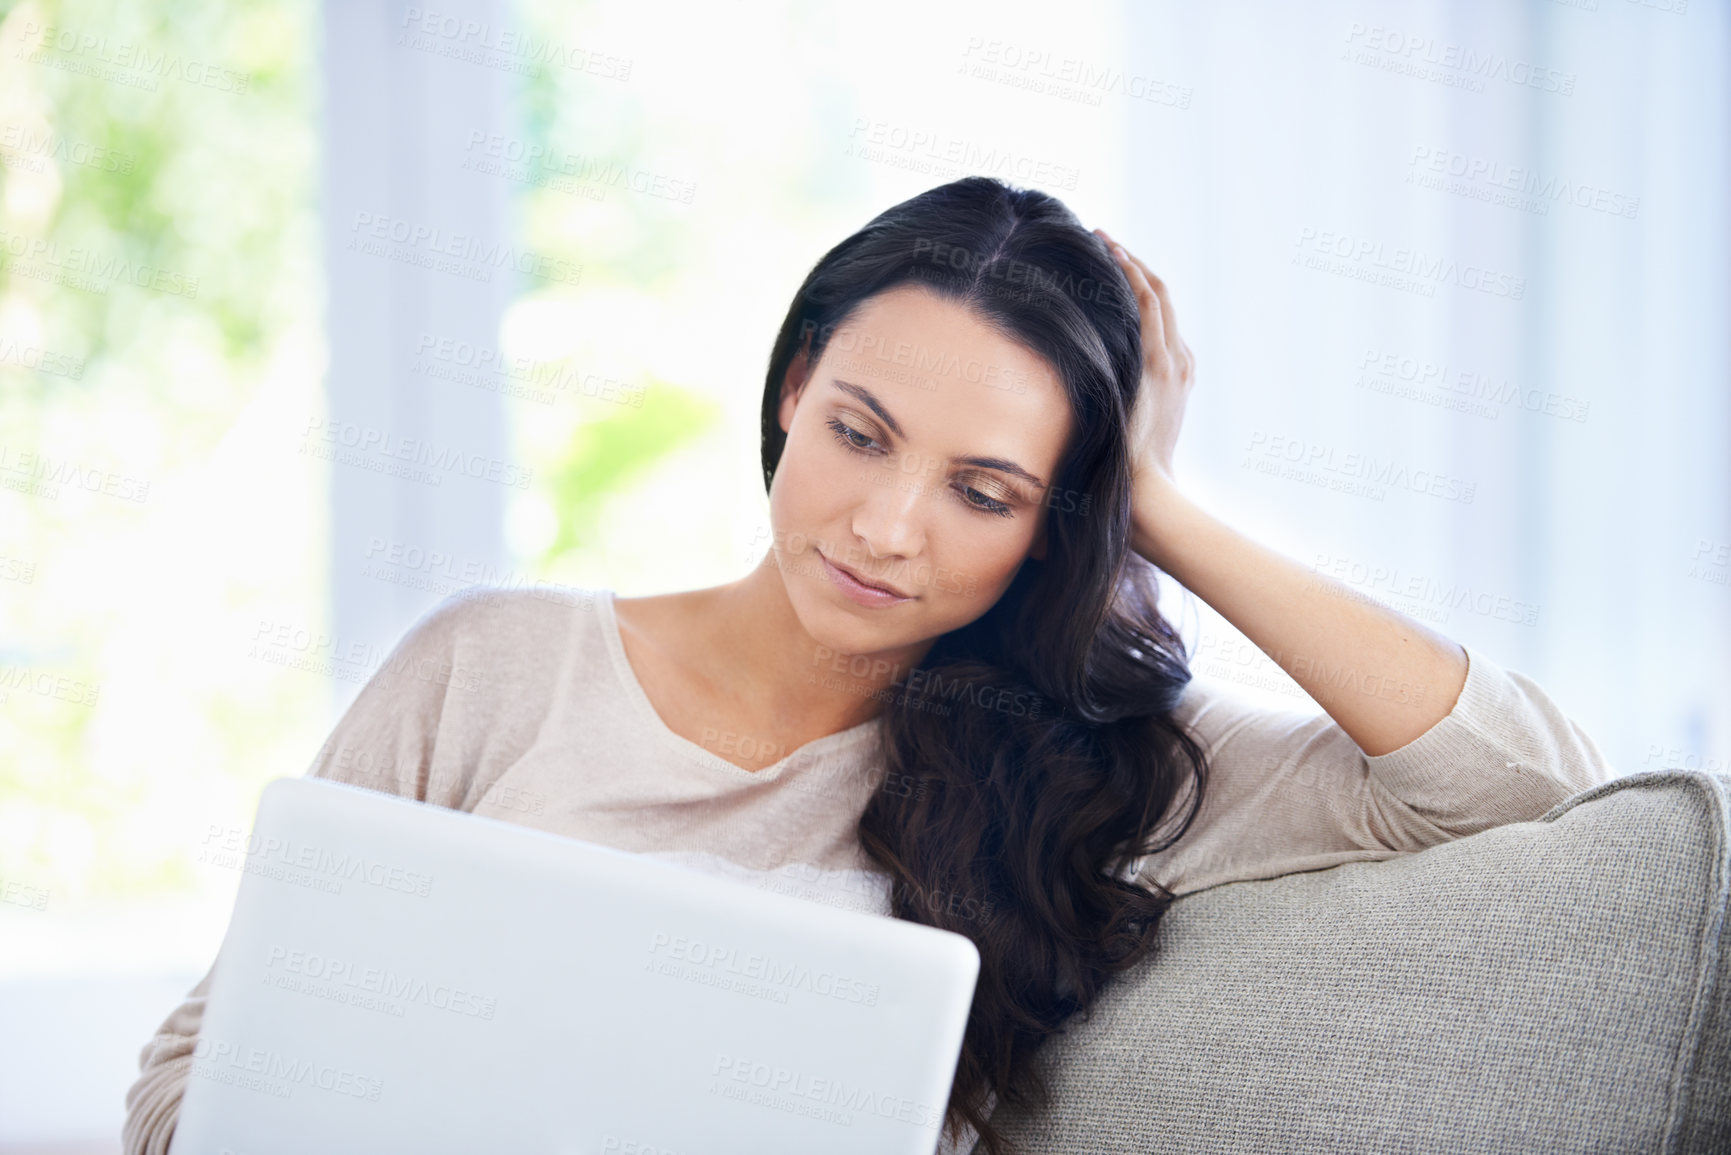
[785,573,904,653]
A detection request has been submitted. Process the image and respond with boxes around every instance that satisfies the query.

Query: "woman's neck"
[694,559,937,737]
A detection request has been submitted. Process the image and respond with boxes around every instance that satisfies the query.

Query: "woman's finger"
[1105,240,1168,356]
[1097,228,1182,361]
[1118,244,1184,359]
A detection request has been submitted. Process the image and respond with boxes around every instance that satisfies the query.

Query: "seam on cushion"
[1656,770,1730,1155]
[1121,769,1724,1150]
[1544,770,1731,1155]
[1532,768,1712,825]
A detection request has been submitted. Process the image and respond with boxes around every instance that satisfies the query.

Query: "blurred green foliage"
[539,380,719,564]
[0,0,314,442]
[0,0,726,905]
[0,0,323,906]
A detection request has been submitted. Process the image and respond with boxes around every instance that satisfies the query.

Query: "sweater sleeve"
[120,591,480,1155]
[1133,641,1617,898]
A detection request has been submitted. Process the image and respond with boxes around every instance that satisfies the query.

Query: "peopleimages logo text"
[1293,227,1524,300]
[648,932,880,1006]
[190,1039,383,1100]
[712,1053,944,1130]
[1343,22,1575,94]
[201,825,434,897]
[265,945,497,1019]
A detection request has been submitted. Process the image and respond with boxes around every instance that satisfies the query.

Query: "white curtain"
[1126,0,1730,777]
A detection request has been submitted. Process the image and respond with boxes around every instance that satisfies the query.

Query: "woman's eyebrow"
[831,379,905,438]
[829,377,1048,490]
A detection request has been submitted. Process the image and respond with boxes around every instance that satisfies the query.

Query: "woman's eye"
[961,486,1014,517]
[828,414,1014,517]
[826,417,878,452]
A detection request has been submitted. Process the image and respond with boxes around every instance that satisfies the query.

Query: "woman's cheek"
[769,435,836,528]
[925,530,1012,602]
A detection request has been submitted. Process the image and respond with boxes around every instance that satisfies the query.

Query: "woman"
[124,177,1612,1155]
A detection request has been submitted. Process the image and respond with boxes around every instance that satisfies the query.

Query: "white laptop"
[169,777,980,1155]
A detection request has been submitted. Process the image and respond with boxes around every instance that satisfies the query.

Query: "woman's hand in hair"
[1100,228,1468,756]
[1095,228,1193,535]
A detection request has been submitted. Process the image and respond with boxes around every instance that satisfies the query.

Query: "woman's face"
[772,282,1076,659]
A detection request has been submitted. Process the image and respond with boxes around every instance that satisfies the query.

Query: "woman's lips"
[818,552,914,607]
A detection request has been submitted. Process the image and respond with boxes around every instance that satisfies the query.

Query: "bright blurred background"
[0,0,1726,1149]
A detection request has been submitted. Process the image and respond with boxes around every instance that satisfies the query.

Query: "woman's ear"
[777,346,813,435]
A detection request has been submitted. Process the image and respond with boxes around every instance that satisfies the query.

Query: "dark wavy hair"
[758,176,1211,1154]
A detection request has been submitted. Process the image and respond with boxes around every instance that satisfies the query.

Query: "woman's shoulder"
[454,580,604,621]
[406,581,608,645]
[306,583,615,802]
[387,582,613,690]
[1167,667,1328,753]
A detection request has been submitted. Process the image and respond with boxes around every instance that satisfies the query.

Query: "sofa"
[971,769,1730,1154]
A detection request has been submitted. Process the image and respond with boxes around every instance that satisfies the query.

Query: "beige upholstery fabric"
[977,770,1731,1154]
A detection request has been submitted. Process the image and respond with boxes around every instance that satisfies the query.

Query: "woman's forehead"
[818,286,1076,474]
[825,285,1065,394]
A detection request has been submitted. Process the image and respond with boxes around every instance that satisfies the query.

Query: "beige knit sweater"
[122,585,1616,1154]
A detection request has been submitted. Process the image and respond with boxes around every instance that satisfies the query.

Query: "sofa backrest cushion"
[979,769,1731,1155]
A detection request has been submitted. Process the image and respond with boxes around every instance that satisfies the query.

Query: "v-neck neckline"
[594,588,881,782]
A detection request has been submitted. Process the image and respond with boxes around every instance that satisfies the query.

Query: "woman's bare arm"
[1130,473,1465,756]
[1097,227,1465,757]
